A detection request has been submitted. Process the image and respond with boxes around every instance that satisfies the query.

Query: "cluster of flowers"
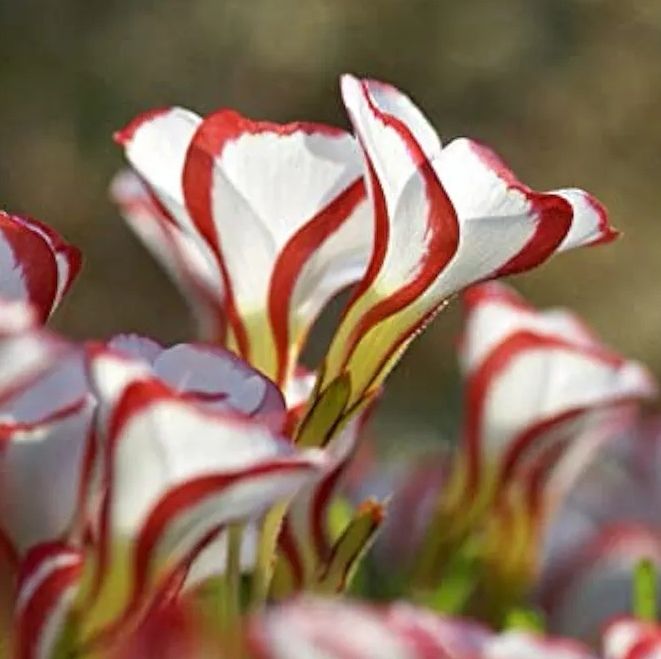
[1,75,660,658]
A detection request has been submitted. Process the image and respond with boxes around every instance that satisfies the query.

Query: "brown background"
[1,0,659,439]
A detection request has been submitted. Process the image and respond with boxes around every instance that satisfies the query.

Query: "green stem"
[634,558,658,622]
[250,502,288,610]
[225,524,243,624]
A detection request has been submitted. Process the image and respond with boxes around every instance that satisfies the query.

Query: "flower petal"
[0,398,94,557]
[13,543,83,659]
[0,212,81,321]
[110,171,224,341]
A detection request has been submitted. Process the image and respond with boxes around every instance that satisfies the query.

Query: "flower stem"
[250,501,288,609]
[226,523,243,624]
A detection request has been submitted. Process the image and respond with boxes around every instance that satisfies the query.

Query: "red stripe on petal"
[129,461,317,617]
[494,193,572,277]
[15,544,83,659]
[462,141,573,277]
[0,212,59,322]
[277,518,304,590]
[182,112,251,358]
[268,178,366,386]
[341,159,459,372]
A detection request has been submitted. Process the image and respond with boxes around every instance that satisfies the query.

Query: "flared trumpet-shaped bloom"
[0,211,81,322]
[12,379,326,656]
[115,107,372,385]
[319,75,617,412]
[413,283,655,598]
[457,282,656,504]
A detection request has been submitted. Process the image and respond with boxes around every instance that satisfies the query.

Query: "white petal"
[0,401,94,553]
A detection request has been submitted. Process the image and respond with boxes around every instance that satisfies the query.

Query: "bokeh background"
[1,0,659,442]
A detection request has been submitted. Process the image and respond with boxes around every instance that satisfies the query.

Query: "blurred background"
[0,0,659,441]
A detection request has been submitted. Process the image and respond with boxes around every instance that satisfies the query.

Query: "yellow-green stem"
[250,502,288,610]
[226,524,243,621]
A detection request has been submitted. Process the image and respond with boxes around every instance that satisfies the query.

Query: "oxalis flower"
[413,283,655,619]
[11,355,327,656]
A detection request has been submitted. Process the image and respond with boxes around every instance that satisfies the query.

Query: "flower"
[0,210,81,322]
[411,282,655,613]
[317,76,618,416]
[12,374,326,655]
[115,107,372,386]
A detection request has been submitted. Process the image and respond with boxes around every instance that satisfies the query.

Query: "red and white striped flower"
[12,376,326,655]
[317,75,617,412]
[0,211,81,322]
[412,283,655,597]
[456,282,656,509]
[115,107,372,386]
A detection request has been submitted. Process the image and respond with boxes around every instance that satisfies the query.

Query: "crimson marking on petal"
[15,544,83,659]
[494,193,572,277]
[336,75,452,322]
[460,141,573,277]
[311,457,353,560]
[183,110,351,361]
[277,518,304,590]
[583,192,620,246]
[341,159,459,375]
[18,214,83,302]
[182,112,251,359]
[0,212,59,322]
[113,108,171,146]
[499,407,587,488]
[268,178,366,386]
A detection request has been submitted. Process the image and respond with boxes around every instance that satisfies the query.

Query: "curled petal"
[0,211,81,321]
[88,338,287,435]
[110,170,225,341]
